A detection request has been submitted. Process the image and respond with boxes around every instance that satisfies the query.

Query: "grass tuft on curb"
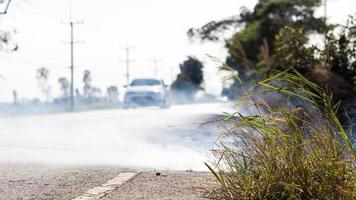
[206,69,356,200]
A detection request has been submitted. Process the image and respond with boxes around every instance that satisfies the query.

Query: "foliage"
[187,16,240,41]
[35,67,51,101]
[179,56,204,85]
[106,86,119,102]
[327,17,356,86]
[272,27,319,74]
[171,56,204,90]
[171,56,204,102]
[171,57,204,102]
[83,70,93,98]
[81,70,101,101]
[269,18,356,103]
[0,30,18,51]
[58,77,70,98]
[206,69,356,200]
[189,0,326,65]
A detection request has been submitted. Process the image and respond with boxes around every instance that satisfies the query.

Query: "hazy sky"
[0,0,355,102]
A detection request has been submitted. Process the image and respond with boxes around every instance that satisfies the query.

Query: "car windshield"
[130,79,161,86]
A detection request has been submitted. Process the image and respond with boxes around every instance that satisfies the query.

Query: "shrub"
[206,69,355,200]
[327,16,356,87]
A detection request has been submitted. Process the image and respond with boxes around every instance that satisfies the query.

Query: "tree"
[171,56,204,102]
[171,56,204,89]
[189,0,326,71]
[82,70,92,98]
[271,27,319,74]
[0,29,18,79]
[82,70,102,102]
[107,86,119,102]
[58,77,70,98]
[36,67,51,101]
[327,17,356,86]
[0,30,18,51]
[177,56,203,85]
[270,26,355,104]
[12,90,17,105]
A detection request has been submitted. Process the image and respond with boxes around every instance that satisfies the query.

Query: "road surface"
[0,103,230,170]
[0,103,230,199]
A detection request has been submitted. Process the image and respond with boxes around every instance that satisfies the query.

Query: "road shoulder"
[102,171,216,200]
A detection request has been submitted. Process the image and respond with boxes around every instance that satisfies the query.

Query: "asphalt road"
[0,103,230,170]
[0,164,125,200]
[0,164,216,200]
[0,103,229,199]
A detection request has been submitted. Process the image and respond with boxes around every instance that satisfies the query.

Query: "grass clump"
[206,69,356,200]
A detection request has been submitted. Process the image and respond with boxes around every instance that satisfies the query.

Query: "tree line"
[34,67,119,105]
[189,0,355,105]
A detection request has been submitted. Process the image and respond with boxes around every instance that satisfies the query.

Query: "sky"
[0,0,355,102]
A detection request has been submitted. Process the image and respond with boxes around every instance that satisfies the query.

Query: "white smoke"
[0,103,232,171]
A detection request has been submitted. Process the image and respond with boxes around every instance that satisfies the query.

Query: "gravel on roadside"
[0,164,217,200]
[101,171,216,200]
[0,163,125,200]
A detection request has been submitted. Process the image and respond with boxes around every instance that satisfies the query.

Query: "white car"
[123,78,169,109]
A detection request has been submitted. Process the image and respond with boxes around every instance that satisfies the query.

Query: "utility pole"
[122,46,134,86]
[324,0,328,46]
[152,59,160,78]
[324,0,327,24]
[62,18,83,110]
[324,0,329,63]
[70,22,75,110]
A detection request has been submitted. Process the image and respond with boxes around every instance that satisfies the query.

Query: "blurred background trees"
[81,70,102,103]
[171,56,204,102]
[271,24,356,103]
[106,86,119,103]
[82,70,92,99]
[328,17,356,87]
[58,77,70,100]
[189,0,326,74]
[0,30,17,52]
[189,0,355,105]
[35,67,51,102]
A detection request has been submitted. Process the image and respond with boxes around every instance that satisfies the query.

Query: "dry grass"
[206,69,356,200]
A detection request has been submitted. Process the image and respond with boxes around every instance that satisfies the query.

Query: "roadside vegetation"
[190,0,356,199]
[206,69,355,199]
[190,0,355,103]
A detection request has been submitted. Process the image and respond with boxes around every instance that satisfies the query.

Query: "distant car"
[123,78,169,109]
